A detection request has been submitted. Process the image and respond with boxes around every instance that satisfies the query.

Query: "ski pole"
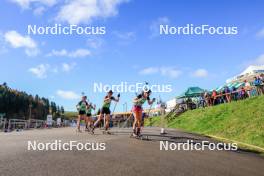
[105,93,120,129]
[146,98,156,126]
[112,93,120,114]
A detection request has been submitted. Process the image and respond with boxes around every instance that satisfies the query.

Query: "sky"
[0,0,264,112]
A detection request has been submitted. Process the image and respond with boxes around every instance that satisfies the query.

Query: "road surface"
[0,127,263,176]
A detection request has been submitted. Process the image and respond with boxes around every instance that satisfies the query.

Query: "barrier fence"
[0,117,7,131]
[7,119,28,131]
[0,118,70,132]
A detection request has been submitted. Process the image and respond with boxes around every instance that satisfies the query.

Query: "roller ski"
[86,126,94,135]
[76,129,82,133]
[130,128,148,140]
[102,130,112,135]
[130,133,147,140]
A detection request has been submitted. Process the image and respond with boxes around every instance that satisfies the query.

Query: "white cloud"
[139,67,159,75]
[4,30,36,48]
[256,28,264,39]
[113,31,135,40]
[56,0,129,24]
[160,67,182,78]
[69,49,91,57]
[112,31,136,45]
[33,6,46,16]
[192,69,208,78]
[4,30,39,56]
[28,62,76,78]
[56,90,79,100]
[28,64,50,79]
[150,17,170,38]
[47,48,91,58]
[10,0,57,9]
[62,62,76,72]
[87,38,104,49]
[139,66,182,79]
[47,49,67,57]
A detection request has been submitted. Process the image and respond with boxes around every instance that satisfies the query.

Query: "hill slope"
[147,96,264,148]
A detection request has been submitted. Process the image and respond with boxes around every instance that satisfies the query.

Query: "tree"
[0,83,63,120]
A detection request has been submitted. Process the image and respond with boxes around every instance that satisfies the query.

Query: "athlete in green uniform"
[93,90,120,134]
[76,96,88,132]
[85,103,96,132]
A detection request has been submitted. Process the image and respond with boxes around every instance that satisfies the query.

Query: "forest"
[0,82,64,120]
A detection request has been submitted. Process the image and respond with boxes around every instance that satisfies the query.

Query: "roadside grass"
[145,96,264,151]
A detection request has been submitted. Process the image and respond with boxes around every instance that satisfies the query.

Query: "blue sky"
[0,0,264,112]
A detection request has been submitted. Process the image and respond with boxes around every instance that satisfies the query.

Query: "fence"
[0,117,7,131]
[0,118,70,132]
[28,119,46,129]
[7,119,28,131]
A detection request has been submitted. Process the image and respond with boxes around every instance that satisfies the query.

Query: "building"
[226,65,264,83]
[165,98,177,112]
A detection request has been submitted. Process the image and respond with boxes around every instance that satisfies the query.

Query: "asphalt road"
[0,127,263,176]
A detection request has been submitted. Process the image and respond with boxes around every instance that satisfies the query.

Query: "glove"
[152,98,156,102]
[117,93,120,98]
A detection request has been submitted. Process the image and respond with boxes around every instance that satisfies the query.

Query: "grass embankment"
[146,96,264,150]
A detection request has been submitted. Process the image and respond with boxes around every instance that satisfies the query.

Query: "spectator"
[204,91,212,106]
[219,90,225,104]
[199,93,206,108]
[259,74,264,94]
[212,90,217,105]
[224,86,231,103]
[239,87,246,99]
[253,76,263,95]
[231,86,238,101]
[260,74,264,82]
[244,80,251,98]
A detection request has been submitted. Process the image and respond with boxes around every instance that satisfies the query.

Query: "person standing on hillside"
[244,80,251,98]
[211,90,218,105]
[224,86,231,103]
[253,77,263,95]
[259,74,264,94]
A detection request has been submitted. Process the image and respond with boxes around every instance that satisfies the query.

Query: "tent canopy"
[177,87,205,98]
[212,82,245,92]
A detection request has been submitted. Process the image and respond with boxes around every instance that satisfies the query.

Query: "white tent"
[240,65,264,75]
[226,65,264,83]
[165,98,177,112]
